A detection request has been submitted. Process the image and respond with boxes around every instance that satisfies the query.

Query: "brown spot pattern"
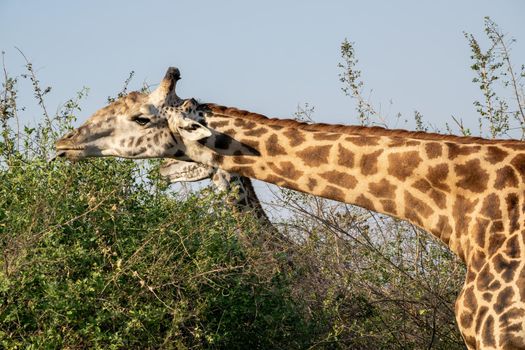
[380,199,397,215]
[337,144,355,168]
[345,135,379,146]
[320,170,357,189]
[506,193,520,233]
[475,306,489,334]
[482,315,496,348]
[463,285,478,312]
[267,161,304,180]
[500,308,525,326]
[426,163,450,192]
[482,292,492,302]
[510,154,525,181]
[387,151,422,181]
[433,215,453,244]
[233,157,256,165]
[297,145,332,167]
[355,194,375,211]
[493,254,519,283]
[494,166,519,189]
[229,166,256,178]
[504,234,520,259]
[500,310,525,348]
[480,194,502,220]
[495,286,515,315]
[321,185,346,202]
[518,265,525,301]
[413,179,431,193]
[360,150,383,175]
[239,139,259,152]
[485,146,508,163]
[429,190,447,209]
[488,232,507,256]
[283,129,306,147]
[369,179,396,199]
[264,174,296,189]
[460,312,474,329]
[413,177,447,209]
[307,177,318,191]
[208,120,230,129]
[454,159,489,192]
[452,195,478,238]
[388,138,420,147]
[477,264,501,292]
[464,336,477,350]
[471,250,486,272]
[313,132,341,141]
[425,142,442,159]
[404,192,433,226]
[446,143,481,159]
[265,134,287,156]
[491,220,504,233]
[473,218,490,248]
[234,119,257,128]
[244,127,268,137]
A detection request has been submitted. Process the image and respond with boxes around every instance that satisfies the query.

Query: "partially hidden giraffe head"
[160,159,237,192]
[55,67,212,161]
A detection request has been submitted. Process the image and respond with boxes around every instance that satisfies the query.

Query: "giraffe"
[159,159,273,229]
[56,67,525,349]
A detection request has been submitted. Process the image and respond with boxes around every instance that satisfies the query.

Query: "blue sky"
[1,0,524,133]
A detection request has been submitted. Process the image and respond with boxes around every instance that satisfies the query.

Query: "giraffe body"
[56,68,525,349]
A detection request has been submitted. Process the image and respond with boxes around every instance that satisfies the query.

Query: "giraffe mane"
[202,103,525,145]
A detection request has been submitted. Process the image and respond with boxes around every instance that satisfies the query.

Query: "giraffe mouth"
[56,146,85,151]
[54,143,86,161]
[55,137,85,152]
[53,149,84,161]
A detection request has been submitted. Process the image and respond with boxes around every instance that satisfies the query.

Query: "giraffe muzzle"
[54,136,86,160]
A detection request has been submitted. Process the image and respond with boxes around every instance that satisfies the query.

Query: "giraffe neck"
[193,104,525,263]
[215,171,274,230]
[233,176,273,228]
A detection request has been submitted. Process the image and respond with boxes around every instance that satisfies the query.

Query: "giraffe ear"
[160,159,214,182]
[176,118,212,141]
[149,67,181,104]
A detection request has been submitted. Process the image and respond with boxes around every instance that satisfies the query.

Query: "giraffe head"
[159,159,215,183]
[160,159,239,192]
[55,67,211,161]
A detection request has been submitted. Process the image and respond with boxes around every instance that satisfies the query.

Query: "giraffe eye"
[132,115,150,126]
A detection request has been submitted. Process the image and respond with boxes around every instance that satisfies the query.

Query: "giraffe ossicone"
[56,67,525,349]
